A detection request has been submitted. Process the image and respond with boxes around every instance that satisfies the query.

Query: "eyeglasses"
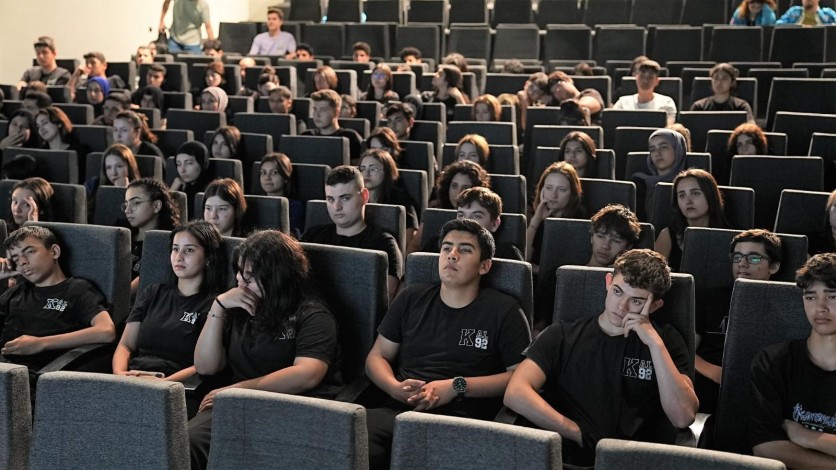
[371,72,386,79]
[359,165,383,175]
[121,200,150,212]
[731,253,769,265]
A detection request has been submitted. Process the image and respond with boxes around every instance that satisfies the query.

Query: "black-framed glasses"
[121,200,150,212]
[731,252,769,265]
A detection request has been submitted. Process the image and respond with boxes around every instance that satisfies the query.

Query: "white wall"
[0,0,250,85]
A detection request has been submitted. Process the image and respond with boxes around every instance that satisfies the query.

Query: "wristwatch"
[452,376,467,400]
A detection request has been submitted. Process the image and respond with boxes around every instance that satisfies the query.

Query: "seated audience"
[188,230,342,469]
[81,76,109,117]
[310,66,339,95]
[366,127,406,168]
[516,72,549,131]
[0,109,42,156]
[558,131,597,178]
[455,134,490,168]
[200,86,228,113]
[810,189,836,255]
[85,143,142,221]
[631,128,688,221]
[259,152,304,238]
[292,43,315,61]
[655,169,730,270]
[267,86,306,132]
[358,149,420,235]
[68,52,125,102]
[249,7,296,57]
[690,63,753,122]
[113,110,165,160]
[728,122,767,156]
[93,91,131,126]
[340,94,357,118]
[422,65,468,122]
[302,165,404,302]
[365,218,531,469]
[613,59,677,125]
[21,91,52,114]
[352,41,372,63]
[209,126,240,159]
[505,249,697,466]
[171,141,212,217]
[776,0,836,24]
[749,252,836,467]
[472,94,501,122]
[35,107,85,155]
[17,36,71,90]
[301,90,364,164]
[113,220,227,381]
[384,102,414,140]
[361,64,399,104]
[547,71,605,124]
[202,39,223,58]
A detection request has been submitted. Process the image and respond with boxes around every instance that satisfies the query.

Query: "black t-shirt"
[690,96,753,122]
[131,239,143,281]
[300,127,364,162]
[525,315,690,462]
[580,88,605,124]
[384,183,419,231]
[20,66,72,86]
[749,339,836,449]
[223,300,342,398]
[136,140,165,161]
[694,285,733,366]
[0,278,107,370]
[126,283,216,376]
[378,283,531,419]
[302,223,404,279]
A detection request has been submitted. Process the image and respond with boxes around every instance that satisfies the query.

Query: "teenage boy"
[248,7,297,57]
[68,52,125,101]
[21,91,53,114]
[421,187,523,261]
[548,71,605,124]
[301,89,364,163]
[293,43,315,61]
[505,249,698,466]
[0,226,117,375]
[202,39,223,58]
[384,102,414,140]
[93,91,131,126]
[695,229,782,414]
[613,59,677,125]
[353,42,372,63]
[365,218,531,469]
[750,252,836,467]
[302,166,403,302]
[17,36,71,91]
[690,63,754,122]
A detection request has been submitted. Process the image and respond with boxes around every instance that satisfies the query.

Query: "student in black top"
[750,252,836,468]
[694,229,781,414]
[170,141,211,218]
[113,221,227,381]
[0,226,116,379]
[188,230,342,469]
[505,249,698,466]
[367,127,408,170]
[113,110,165,161]
[365,219,531,469]
[301,89,364,164]
[690,63,754,122]
[526,161,587,274]
[360,64,399,104]
[302,165,404,303]
[122,178,181,296]
[422,65,469,122]
[358,149,419,235]
[16,36,71,90]
[202,178,247,237]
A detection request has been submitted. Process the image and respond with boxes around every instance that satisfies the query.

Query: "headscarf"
[202,86,228,112]
[87,76,111,97]
[634,128,688,217]
[138,86,164,110]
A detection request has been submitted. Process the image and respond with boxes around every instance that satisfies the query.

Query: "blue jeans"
[167,38,203,54]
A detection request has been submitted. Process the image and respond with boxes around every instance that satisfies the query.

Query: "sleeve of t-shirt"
[661,96,677,121]
[380,232,404,279]
[581,88,604,109]
[748,346,789,447]
[73,280,109,325]
[612,97,626,110]
[126,284,159,323]
[198,0,211,23]
[294,305,339,365]
[377,286,412,343]
[54,69,71,86]
[249,35,262,56]
[286,33,297,53]
[496,301,532,368]
[659,323,690,376]
[20,68,32,82]
[523,322,564,377]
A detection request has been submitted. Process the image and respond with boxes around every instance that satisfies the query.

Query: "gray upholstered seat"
[280,134,350,167]
[0,363,30,470]
[596,438,786,469]
[405,252,533,325]
[419,208,526,259]
[490,174,527,215]
[208,389,368,470]
[650,182,755,231]
[442,143,519,176]
[446,122,517,146]
[580,178,637,214]
[773,189,830,236]
[195,193,290,234]
[29,371,188,469]
[1,148,79,184]
[391,411,561,469]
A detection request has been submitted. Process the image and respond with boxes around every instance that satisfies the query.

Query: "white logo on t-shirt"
[459,329,489,349]
[179,311,200,325]
[44,298,68,312]
[622,357,654,381]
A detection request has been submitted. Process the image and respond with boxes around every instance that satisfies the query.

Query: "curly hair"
[532,161,583,217]
[728,123,767,156]
[590,204,641,247]
[433,160,491,209]
[613,249,671,299]
[169,220,228,294]
[127,178,180,230]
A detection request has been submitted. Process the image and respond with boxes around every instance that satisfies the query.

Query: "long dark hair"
[669,169,729,243]
[233,230,316,338]
[169,220,228,294]
[203,178,247,237]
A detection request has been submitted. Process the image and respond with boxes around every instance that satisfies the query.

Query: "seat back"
[399,141,436,192]
[678,111,749,154]
[166,109,226,142]
[534,148,615,182]
[234,112,296,153]
[446,25,491,61]
[209,389,368,469]
[730,155,823,229]
[769,25,825,67]
[542,24,592,61]
[705,129,788,185]
[711,279,809,453]
[679,227,809,290]
[593,25,646,66]
[649,25,701,64]
[164,157,244,190]
[765,78,836,129]
[809,131,836,189]
[0,363,30,470]
[595,438,786,469]
[554,266,695,378]
[489,174,526,215]
[419,208,526,259]
[580,178,637,214]
[2,148,79,184]
[773,189,830,235]
[30,371,188,469]
[405,252,533,325]
[391,412,561,469]
[194,193,290,234]
[441,144,519,175]
[280,135,350,167]
[709,26,763,63]
[601,109,667,151]
[54,103,93,125]
[154,129,194,158]
[139,62,189,92]
[774,111,836,156]
[304,201,407,256]
[690,77,757,117]
[749,68,809,122]
[625,152,711,181]
[493,24,540,61]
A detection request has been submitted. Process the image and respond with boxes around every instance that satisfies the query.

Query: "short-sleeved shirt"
[126,283,215,376]
[171,0,211,46]
[690,96,753,122]
[378,283,531,418]
[300,127,364,162]
[302,223,404,279]
[248,31,297,56]
[613,93,678,123]
[20,66,71,86]
[749,339,836,449]
[223,300,342,398]
[579,88,605,124]
[0,278,107,370]
[525,315,690,460]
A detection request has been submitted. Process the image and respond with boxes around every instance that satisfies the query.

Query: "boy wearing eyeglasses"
[0,226,116,383]
[695,229,782,413]
[301,165,403,303]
